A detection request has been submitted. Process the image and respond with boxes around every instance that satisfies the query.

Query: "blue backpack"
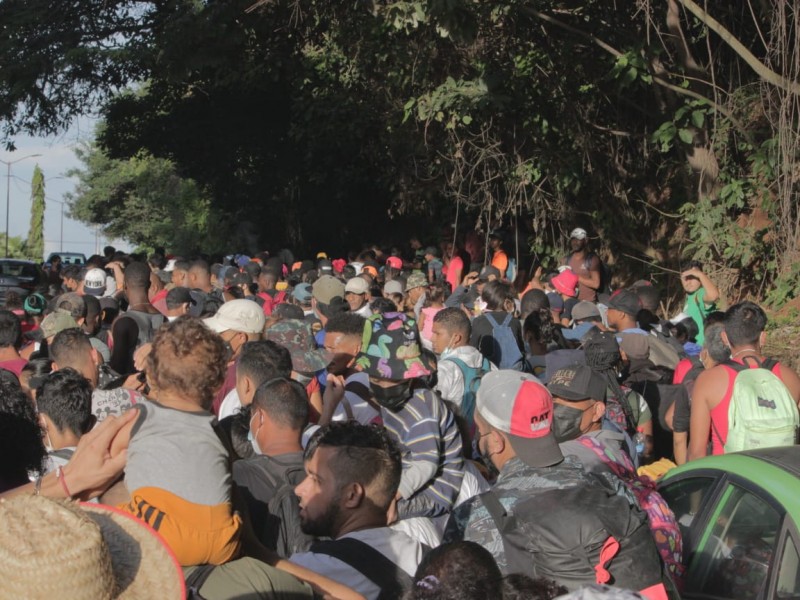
[443,355,493,427]
[485,313,525,371]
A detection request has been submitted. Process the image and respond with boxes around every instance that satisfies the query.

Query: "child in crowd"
[113,317,242,566]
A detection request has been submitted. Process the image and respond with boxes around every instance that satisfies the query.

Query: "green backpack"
[715,357,800,453]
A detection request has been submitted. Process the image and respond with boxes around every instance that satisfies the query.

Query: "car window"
[687,484,781,599]
[659,475,716,543]
[777,534,800,598]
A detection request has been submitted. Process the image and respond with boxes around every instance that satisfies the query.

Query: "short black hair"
[369,297,398,314]
[61,265,82,281]
[190,259,210,275]
[433,307,471,338]
[724,301,768,346]
[124,261,151,289]
[410,541,503,600]
[217,405,255,461]
[0,310,21,348]
[237,340,293,388]
[0,378,47,485]
[501,574,568,600]
[481,280,515,311]
[305,421,402,511]
[680,259,703,273]
[520,289,549,319]
[172,259,190,273]
[83,295,101,323]
[252,377,309,430]
[49,328,93,367]
[36,368,93,437]
[325,312,366,338]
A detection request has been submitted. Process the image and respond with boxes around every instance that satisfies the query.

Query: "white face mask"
[249,410,262,455]
[440,336,458,359]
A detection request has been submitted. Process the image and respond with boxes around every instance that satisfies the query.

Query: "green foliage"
[66,141,230,255]
[0,234,30,259]
[25,165,45,260]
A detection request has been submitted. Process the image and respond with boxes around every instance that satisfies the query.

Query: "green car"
[659,447,800,599]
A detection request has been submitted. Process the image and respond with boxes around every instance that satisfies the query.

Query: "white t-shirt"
[218,388,242,421]
[289,528,424,600]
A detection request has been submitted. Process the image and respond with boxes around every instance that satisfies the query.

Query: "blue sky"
[2,117,132,261]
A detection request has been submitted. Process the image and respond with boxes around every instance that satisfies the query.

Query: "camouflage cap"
[264,319,331,374]
[40,309,79,340]
[405,271,427,291]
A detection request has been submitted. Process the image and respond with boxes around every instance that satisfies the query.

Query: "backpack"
[484,313,525,371]
[119,309,164,348]
[265,473,315,557]
[442,355,492,427]
[480,483,665,593]
[506,257,517,282]
[713,357,800,453]
[576,436,684,586]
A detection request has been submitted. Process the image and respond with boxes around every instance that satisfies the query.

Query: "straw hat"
[0,495,184,599]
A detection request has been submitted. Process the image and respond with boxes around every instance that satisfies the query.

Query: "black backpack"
[480,483,665,592]
[264,467,315,557]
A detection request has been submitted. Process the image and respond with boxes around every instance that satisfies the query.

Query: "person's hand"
[323,374,346,410]
[461,271,479,287]
[528,266,544,290]
[63,409,138,499]
[133,343,152,371]
[681,267,704,280]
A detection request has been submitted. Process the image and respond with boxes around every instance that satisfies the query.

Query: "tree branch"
[675,0,800,95]
[520,5,755,143]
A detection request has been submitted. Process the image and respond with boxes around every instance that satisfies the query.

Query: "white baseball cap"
[570,228,587,240]
[83,268,107,297]
[203,299,265,334]
[345,277,369,295]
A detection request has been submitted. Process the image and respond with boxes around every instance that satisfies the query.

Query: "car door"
[767,521,800,599]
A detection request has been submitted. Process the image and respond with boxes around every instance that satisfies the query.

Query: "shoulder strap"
[501,313,512,327]
[444,355,470,374]
[485,313,499,327]
[309,538,412,599]
[344,380,371,402]
[185,564,216,599]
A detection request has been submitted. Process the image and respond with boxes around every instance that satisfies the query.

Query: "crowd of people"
[1,227,799,600]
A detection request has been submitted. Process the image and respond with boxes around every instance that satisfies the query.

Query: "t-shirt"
[331,371,381,425]
[683,287,715,345]
[290,528,424,600]
[443,256,464,293]
[427,258,444,282]
[125,398,232,506]
[564,252,602,302]
[491,249,509,276]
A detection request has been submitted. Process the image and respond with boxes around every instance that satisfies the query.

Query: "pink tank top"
[709,358,782,455]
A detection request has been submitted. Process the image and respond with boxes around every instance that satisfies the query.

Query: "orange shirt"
[491,249,508,276]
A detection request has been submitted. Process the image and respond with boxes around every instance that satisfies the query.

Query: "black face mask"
[371,381,412,411]
[552,403,591,443]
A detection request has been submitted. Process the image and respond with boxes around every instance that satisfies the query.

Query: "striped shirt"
[381,387,464,511]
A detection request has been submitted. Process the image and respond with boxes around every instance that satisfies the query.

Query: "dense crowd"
[1,227,798,600]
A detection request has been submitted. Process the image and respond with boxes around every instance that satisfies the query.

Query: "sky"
[1,116,132,261]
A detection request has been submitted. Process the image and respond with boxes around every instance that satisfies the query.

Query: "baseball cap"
[570,228,587,240]
[551,269,578,297]
[384,280,405,296]
[318,259,333,274]
[607,289,641,317]
[571,300,601,322]
[547,365,607,402]
[292,283,313,304]
[40,309,79,340]
[386,256,403,270]
[312,275,345,305]
[164,258,178,272]
[345,277,369,295]
[478,265,501,282]
[475,371,564,468]
[405,271,427,290]
[203,299,266,334]
[83,268,107,296]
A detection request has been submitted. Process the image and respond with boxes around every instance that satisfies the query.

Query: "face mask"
[371,380,412,411]
[552,403,593,443]
[223,342,234,362]
[440,336,458,359]
[249,410,262,455]
[476,433,500,478]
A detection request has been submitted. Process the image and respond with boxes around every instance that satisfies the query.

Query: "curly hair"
[147,316,227,410]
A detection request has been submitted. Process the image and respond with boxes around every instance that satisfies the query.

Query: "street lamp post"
[1,153,42,257]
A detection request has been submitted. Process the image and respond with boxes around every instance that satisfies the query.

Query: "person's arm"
[318,374,345,426]
[1,410,137,501]
[396,412,440,499]
[687,371,714,461]
[686,268,720,304]
[576,255,601,291]
[673,431,688,466]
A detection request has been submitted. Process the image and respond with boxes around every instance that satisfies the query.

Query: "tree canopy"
[3,0,799,302]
